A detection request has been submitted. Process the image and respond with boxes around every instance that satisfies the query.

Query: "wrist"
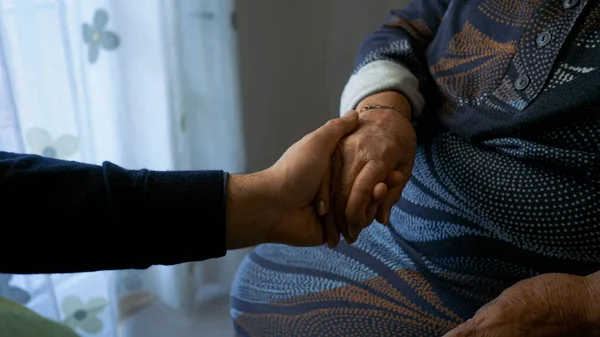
[225,172,281,250]
[356,91,412,120]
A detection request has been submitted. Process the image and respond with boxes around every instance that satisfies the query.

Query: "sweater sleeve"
[0,151,227,274]
[340,0,452,120]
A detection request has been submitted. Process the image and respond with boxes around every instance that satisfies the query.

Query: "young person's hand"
[226,111,373,249]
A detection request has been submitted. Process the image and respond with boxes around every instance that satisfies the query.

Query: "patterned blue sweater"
[231,1,600,335]
[341,0,600,279]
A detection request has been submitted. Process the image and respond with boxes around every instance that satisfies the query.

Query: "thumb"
[441,325,462,337]
[442,318,477,337]
[310,110,359,154]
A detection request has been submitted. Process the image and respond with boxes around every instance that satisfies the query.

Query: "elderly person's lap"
[230,225,478,336]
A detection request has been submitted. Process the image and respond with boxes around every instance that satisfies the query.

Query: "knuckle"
[344,206,357,220]
[353,180,373,195]
[362,159,388,175]
[336,181,352,197]
[326,118,342,128]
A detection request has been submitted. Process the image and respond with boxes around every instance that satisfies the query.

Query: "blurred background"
[0,0,406,336]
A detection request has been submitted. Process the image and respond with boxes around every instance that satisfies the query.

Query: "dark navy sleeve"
[0,151,227,273]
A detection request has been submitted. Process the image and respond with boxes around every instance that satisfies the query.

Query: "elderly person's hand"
[443,272,600,337]
[331,91,416,244]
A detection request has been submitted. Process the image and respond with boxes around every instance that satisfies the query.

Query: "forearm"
[0,151,227,273]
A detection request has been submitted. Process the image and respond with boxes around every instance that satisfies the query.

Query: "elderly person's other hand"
[443,271,600,337]
[331,91,416,244]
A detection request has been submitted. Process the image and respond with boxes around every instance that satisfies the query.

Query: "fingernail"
[318,200,326,215]
[384,210,391,226]
[349,226,358,240]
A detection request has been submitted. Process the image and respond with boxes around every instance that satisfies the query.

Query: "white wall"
[235,0,410,172]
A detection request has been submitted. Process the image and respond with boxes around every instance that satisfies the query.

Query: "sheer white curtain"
[0,0,244,335]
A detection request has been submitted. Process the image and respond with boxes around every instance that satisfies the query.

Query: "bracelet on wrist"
[359,104,411,121]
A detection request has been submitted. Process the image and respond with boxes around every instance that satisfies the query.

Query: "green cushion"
[0,297,80,337]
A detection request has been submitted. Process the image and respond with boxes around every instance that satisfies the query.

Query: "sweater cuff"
[143,169,227,262]
[145,171,227,265]
[340,60,424,117]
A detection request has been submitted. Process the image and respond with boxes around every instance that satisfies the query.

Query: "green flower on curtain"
[26,128,78,159]
[62,296,107,334]
[83,9,120,64]
[0,274,31,305]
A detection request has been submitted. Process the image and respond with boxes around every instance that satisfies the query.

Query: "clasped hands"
[253,91,416,249]
[322,104,416,248]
